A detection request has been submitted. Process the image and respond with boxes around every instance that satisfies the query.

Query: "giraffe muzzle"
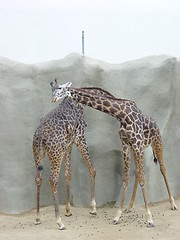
[51,97,57,102]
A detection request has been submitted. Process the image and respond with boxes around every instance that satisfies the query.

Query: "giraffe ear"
[65,82,72,88]
[67,91,72,97]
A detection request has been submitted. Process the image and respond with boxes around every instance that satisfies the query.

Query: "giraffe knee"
[49,177,58,192]
[65,171,71,181]
[123,172,130,188]
[91,168,96,178]
[139,178,146,188]
[123,179,129,189]
[35,177,42,187]
[88,165,96,179]
[139,182,145,188]
[160,165,166,174]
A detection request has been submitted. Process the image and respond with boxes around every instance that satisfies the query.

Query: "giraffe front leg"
[114,144,130,224]
[65,171,72,217]
[113,182,128,224]
[137,151,154,228]
[141,184,154,228]
[89,176,97,216]
[126,170,138,212]
[75,137,97,215]
[127,152,139,212]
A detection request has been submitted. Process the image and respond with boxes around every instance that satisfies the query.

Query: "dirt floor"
[0,197,180,240]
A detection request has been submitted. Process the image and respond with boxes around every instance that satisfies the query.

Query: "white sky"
[0,0,180,64]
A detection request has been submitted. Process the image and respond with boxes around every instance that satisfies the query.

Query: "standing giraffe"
[33,82,97,230]
[51,80,177,227]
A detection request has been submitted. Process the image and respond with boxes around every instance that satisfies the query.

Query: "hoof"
[90,211,97,216]
[113,219,119,225]
[147,222,155,228]
[171,204,178,210]
[65,213,72,217]
[124,208,131,213]
[59,225,65,230]
[170,197,177,210]
[34,219,41,225]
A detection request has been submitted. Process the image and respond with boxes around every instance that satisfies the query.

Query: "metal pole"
[82,30,84,55]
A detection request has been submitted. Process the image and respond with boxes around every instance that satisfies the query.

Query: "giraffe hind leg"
[75,136,97,215]
[33,144,45,225]
[153,145,177,210]
[114,144,130,224]
[153,150,158,165]
[35,175,42,225]
[64,145,73,217]
[49,153,65,230]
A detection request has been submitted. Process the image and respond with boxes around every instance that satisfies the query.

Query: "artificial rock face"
[0,53,180,213]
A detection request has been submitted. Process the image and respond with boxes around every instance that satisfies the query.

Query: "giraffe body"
[33,97,96,230]
[51,80,177,227]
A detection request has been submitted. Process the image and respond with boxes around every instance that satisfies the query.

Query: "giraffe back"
[33,97,87,162]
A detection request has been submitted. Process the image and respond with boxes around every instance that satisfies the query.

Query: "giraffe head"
[50,79,72,102]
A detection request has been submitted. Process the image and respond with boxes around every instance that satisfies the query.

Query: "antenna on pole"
[82,30,85,55]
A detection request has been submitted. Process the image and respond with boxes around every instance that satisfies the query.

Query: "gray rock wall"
[0,53,180,214]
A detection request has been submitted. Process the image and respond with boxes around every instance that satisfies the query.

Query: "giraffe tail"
[37,139,44,172]
[38,163,44,172]
[152,150,158,165]
[37,121,44,172]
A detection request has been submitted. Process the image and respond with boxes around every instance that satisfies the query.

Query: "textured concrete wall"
[0,53,180,214]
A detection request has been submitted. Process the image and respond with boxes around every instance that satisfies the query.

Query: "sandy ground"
[0,198,180,240]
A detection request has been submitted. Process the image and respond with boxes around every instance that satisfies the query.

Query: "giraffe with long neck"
[51,80,177,227]
[33,82,97,230]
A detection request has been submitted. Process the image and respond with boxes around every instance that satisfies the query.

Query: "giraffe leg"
[137,151,154,228]
[35,172,42,225]
[114,144,130,224]
[49,154,65,230]
[127,165,138,212]
[126,151,139,211]
[64,145,73,217]
[153,144,177,210]
[75,136,97,215]
[33,143,45,225]
[141,185,154,228]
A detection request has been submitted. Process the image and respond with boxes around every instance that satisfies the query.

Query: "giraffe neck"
[71,88,136,120]
[78,87,134,102]
[79,87,116,99]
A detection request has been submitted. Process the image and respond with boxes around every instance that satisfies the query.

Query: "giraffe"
[51,79,177,227]
[33,82,97,230]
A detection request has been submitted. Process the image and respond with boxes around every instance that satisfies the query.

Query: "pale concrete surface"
[0,53,180,214]
[1,198,180,240]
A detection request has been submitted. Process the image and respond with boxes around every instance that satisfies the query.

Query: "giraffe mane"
[80,87,115,98]
[73,87,135,103]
